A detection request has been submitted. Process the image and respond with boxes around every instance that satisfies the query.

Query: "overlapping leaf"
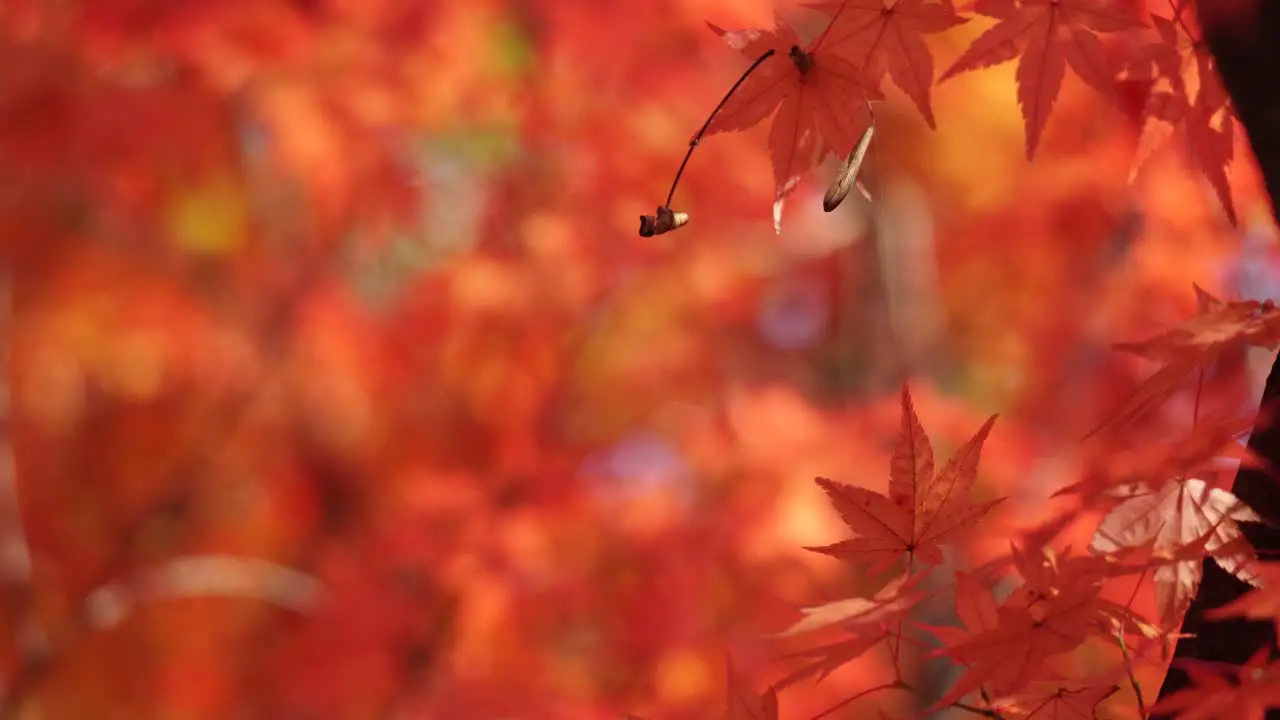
[705,13,882,228]
[928,547,1138,705]
[1124,12,1237,223]
[1089,288,1280,438]
[1089,477,1262,628]
[806,0,966,127]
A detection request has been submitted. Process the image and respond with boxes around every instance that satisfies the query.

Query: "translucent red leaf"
[807,386,1003,571]
[1088,478,1262,627]
[1124,12,1239,223]
[941,0,1144,158]
[705,13,882,225]
[806,0,966,127]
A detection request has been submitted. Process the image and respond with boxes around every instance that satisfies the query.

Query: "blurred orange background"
[0,0,1274,718]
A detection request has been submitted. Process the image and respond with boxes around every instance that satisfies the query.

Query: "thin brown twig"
[978,687,1007,720]
[811,680,903,720]
[896,680,1006,719]
[662,48,775,208]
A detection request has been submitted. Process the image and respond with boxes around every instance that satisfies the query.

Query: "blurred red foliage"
[0,0,1277,718]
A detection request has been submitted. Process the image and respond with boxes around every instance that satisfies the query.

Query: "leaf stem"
[663,48,775,208]
[890,555,914,682]
[894,681,1006,719]
[810,680,903,720]
[1118,629,1148,718]
[1192,367,1204,427]
[1166,0,1199,48]
[952,699,1004,719]
[978,687,1006,720]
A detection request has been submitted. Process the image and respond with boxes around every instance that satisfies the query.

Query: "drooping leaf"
[705,13,883,228]
[823,120,876,211]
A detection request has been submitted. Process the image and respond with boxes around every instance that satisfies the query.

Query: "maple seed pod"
[638,206,689,237]
[824,123,876,212]
[788,45,813,75]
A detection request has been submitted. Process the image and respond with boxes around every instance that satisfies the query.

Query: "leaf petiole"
[662,47,776,209]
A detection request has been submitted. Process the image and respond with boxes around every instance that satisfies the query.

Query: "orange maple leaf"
[807,385,1003,572]
[806,0,967,127]
[941,0,1144,158]
[1088,477,1262,628]
[705,12,882,226]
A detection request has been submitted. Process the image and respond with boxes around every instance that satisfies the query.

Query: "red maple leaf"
[705,13,882,225]
[1125,11,1238,223]
[1085,288,1280,438]
[806,0,967,127]
[941,0,1145,158]
[928,547,1134,706]
[1148,650,1280,720]
[807,385,1003,573]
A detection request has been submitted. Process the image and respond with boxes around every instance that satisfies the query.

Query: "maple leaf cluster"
[691,0,1244,228]
[2,0,1277,717]
[708,287,1280,718]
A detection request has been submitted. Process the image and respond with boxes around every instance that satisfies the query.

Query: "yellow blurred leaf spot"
[654,647,712,705]
[166,176,248,254]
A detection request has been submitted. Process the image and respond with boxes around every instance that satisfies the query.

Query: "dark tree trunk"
[1153,1,1280,715]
